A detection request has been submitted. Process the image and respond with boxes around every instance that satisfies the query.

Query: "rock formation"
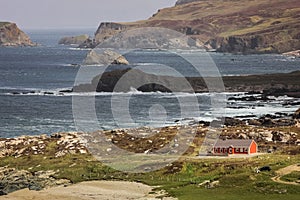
[95,27,199,50]
[0,132,88,159]
[82,49,129,65]
[0,22,36,47]
[0,167,70,195]
[293,108,300,119]
[73,69,300,96]
[82,0,300,53]
[58,34,90,45]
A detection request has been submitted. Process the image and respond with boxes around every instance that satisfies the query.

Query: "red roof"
[214,139,254,148]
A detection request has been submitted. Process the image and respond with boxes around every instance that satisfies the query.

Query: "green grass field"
[1,143,299,200]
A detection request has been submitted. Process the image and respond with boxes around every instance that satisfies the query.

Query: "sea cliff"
[0,22,36,47]
[82,0,300,54]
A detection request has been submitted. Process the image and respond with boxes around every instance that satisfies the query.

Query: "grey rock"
[83,49,129,66]
[58,34,89,45]
[293,108,300,119]
[0,167,71,195]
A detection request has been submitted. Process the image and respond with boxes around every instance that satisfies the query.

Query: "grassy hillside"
[98,0,300,53]
[1,149,299,199]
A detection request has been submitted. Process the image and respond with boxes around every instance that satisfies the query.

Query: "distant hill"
[88,0,300,54]
[0,22,36,47]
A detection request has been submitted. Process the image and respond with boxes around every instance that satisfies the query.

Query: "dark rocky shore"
[73,69,300,98]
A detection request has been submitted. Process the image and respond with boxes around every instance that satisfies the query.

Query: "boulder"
[293,108,300,119]
[0,167,71,195]
[224,117,245,127]
[272,131,291,143]
[58,34,89,45]
[248,119,262,126]
[259,166,271,172]
[82,49,129,65]
[238,133,248,139]
[259,117,276,127]
[259,131,273,142]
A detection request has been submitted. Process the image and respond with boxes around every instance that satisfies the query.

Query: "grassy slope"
[1,141,299,200]
[147,0,300,35]
[120,0,300,53]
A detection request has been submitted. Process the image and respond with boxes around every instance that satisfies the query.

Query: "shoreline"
[0,111,299,197]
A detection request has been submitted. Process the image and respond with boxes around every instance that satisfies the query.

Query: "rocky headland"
[78,0,300,54]
[0,22,36,47]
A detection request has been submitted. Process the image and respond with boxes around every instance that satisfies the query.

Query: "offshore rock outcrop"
[0,22,36,47]
[73,69,300,97]
[82,49,129,65]
[58,34,90,45]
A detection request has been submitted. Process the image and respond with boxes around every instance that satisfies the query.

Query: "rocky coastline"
[73,69,300,98]
[1,108,300,195]
[0,22,36,47]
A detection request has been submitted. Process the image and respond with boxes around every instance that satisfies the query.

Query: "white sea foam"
[68,47,91,51]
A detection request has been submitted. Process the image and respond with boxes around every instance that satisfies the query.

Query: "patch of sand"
[0,181,177,200]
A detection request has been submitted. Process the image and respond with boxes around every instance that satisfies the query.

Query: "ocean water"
[0,29,300,138]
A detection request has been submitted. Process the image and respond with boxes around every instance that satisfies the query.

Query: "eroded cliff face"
[95,23,129,42]
[0,22,36,47]
[86,0,300,53]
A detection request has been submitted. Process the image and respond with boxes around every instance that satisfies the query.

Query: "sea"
[0,29,300,138]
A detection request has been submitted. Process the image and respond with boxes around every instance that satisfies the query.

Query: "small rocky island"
[58,34,90,45]
[82,49,129,66]
[0,22,36,47]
